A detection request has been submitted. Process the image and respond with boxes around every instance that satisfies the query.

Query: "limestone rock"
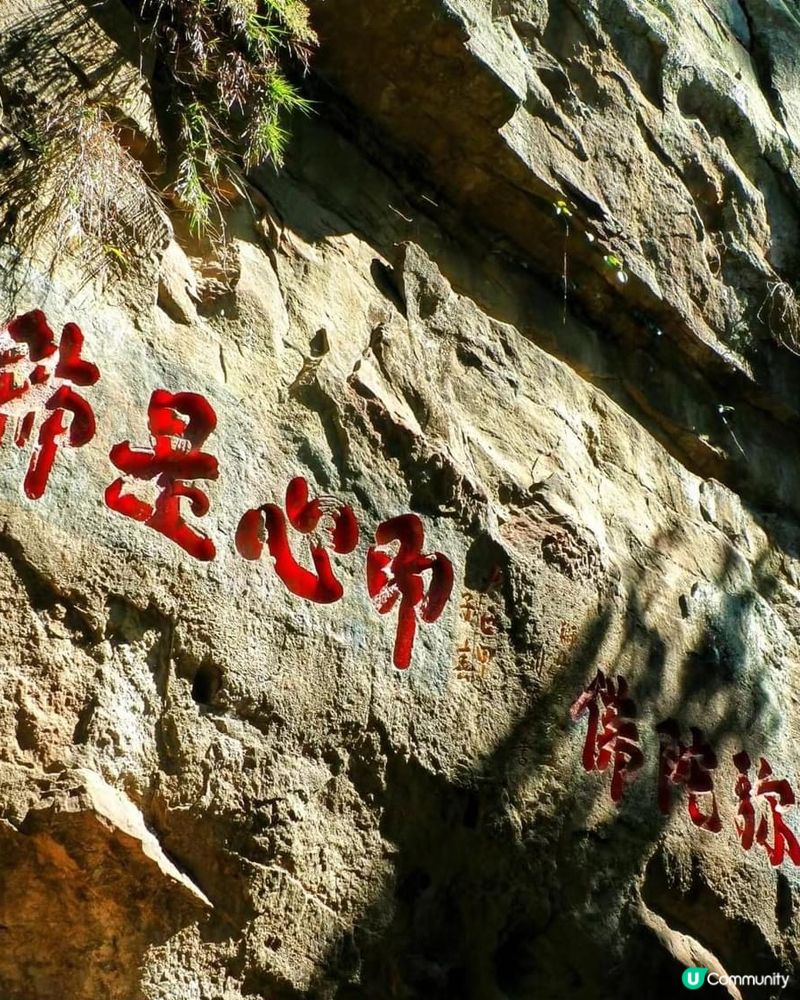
[0,767,209,1000]
[0,1,800,999]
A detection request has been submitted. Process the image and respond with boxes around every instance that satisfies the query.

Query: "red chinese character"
[105,390,218,561]
[366,514,453,670]
[733,752,800,866]
[235,476,359,603]
[0,310,99,499]
[656,721,721,832]
[570,670,643,802]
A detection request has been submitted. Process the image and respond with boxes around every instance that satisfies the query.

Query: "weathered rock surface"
[1,1,800,999]
[0,768,210,1000]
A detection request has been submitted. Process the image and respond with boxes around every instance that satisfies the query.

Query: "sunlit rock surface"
[2,1,800,997]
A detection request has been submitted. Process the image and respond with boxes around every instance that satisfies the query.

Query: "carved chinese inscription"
[734,752,800,867]
[570,677,800,867]
[570,670,644,802]
[105,390,219,560]
[657,721,722,832]
[0,310,100,499]
[0,305,458,670]
[455,568,502,683]
[236,476,359,602]
[367,514,453,670]
[556,620,579,664]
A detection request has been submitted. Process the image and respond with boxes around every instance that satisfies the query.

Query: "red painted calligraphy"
[105,390,218,561]
[0,310,99,498]
[656,721,721,832]
[570,670,643,802]
[236,476,358,602]
[734,752,800,867]
[367,514,453,670]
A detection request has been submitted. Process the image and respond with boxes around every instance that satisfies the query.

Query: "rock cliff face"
[2,1,800,998]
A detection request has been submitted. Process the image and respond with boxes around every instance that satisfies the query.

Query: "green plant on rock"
[554,196,574,324]
[129,0,316,234]
[0,0,317,274]
[0,93,163,273]
[603,252,629,284]
[550,194,632,322]
[553,198,572,218]
[757,278,800,356]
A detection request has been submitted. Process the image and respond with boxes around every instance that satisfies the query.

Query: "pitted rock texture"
[2,1,800,999]
[309,0,800,523]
